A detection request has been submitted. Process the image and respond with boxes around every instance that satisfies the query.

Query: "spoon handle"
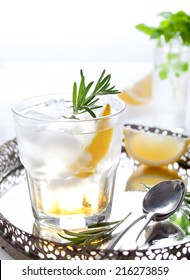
[107,213,147,250]
[136,212,155,248]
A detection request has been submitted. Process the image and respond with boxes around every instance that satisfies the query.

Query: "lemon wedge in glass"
[85,104,113,167]
[124,128,190,166]
[71,104,113,178]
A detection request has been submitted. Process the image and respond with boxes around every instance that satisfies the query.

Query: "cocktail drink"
[12,74,125,230]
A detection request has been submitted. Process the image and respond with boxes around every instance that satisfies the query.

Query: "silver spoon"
[142,220,185,249]
[108,179,185,250]
[136,179,185,247]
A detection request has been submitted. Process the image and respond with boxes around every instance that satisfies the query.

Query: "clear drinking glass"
[152,38,190,131]
[12,94,126,230]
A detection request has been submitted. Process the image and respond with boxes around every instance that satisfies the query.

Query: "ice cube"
[18,138,46,173]
[24,109,59,120]
[47,171,82,191]
[23,98,73,120]
[37,131,83,168]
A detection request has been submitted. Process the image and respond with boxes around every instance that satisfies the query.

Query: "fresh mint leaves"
[157,53,189,80]
[136,11,190,80]
[136,11,190,46]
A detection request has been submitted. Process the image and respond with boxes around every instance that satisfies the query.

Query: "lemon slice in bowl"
[124,128,190,166]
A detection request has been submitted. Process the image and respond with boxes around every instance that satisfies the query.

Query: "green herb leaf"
[159,69,168,79]
[158,11,173,19]
[135,23,154,36]
[72,82,77,113]
[81,106,96,118]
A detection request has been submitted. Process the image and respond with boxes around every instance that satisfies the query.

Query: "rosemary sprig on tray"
[58,212,131,247]
[72,69,120,117]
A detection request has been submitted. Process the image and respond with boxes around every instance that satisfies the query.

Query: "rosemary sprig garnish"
[58,212,131,247]
[72,70,120,117]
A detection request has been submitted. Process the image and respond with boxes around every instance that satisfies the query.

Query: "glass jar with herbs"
[136,11,190,131]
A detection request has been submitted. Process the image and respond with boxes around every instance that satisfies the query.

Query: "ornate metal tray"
[1,124,190,260]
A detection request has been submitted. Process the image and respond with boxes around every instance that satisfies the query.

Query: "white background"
[0,0,190,64]
[1,260,189,279]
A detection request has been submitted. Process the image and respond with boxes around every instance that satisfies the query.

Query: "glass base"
[29,164,118,233]
[32,206,112,243]
[32,204,112,229]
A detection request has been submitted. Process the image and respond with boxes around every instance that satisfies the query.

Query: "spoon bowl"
[143,180,185,216]
[143,220,185,249]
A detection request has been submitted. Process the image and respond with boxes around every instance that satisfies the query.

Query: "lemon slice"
[118,73,152,105]
[124,128,190,166]
[71,104,113,178]
[85,104,112,165]
[118,91,145,105]
[125,165,182,191]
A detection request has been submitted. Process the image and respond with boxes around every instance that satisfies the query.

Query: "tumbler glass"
[12,94,126,230]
